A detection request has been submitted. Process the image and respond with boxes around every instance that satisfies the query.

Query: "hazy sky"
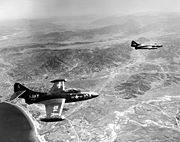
[0,0,180,20]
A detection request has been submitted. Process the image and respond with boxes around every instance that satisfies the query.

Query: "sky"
[0,0,180,20]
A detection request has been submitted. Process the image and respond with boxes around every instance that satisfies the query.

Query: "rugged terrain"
[1,13,180,142]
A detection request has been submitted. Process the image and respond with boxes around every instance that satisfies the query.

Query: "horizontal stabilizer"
[10,90,26,101]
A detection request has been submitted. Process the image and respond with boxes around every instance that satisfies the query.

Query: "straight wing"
[41,99,65,118]
[49,81,65,94]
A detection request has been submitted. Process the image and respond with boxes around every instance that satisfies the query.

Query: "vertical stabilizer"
[10,83,28,101]
[131,40,140,47]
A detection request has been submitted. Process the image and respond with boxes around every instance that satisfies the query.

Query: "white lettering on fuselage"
[53,105,59,112]
[51,113,58,117]
[30,94,39,99]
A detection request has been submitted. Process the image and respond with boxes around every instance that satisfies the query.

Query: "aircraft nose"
[91,92,99,98]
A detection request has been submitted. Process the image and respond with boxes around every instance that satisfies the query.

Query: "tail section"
[131,41,139,47]
[14,83,29,93]
[10,83,29,101]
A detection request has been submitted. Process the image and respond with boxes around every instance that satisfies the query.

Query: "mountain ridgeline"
[0,12,180,93]
[4,43,131,82]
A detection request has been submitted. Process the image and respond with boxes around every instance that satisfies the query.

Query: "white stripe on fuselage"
[69,91,98,100]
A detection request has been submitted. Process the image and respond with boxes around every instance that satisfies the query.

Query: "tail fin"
[131,41,139,47]
[10,83,29,101]
[14,83,29,92]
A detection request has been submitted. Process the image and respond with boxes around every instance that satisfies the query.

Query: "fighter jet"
[131,40,163,50]
[10,79,99,122]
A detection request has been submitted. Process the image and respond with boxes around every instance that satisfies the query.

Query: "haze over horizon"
[0,0,180,20]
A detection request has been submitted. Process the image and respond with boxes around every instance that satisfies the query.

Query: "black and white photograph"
[0,0,180,142]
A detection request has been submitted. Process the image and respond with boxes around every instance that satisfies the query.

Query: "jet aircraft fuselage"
[131,40,163,50]
[20,90,98,105]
